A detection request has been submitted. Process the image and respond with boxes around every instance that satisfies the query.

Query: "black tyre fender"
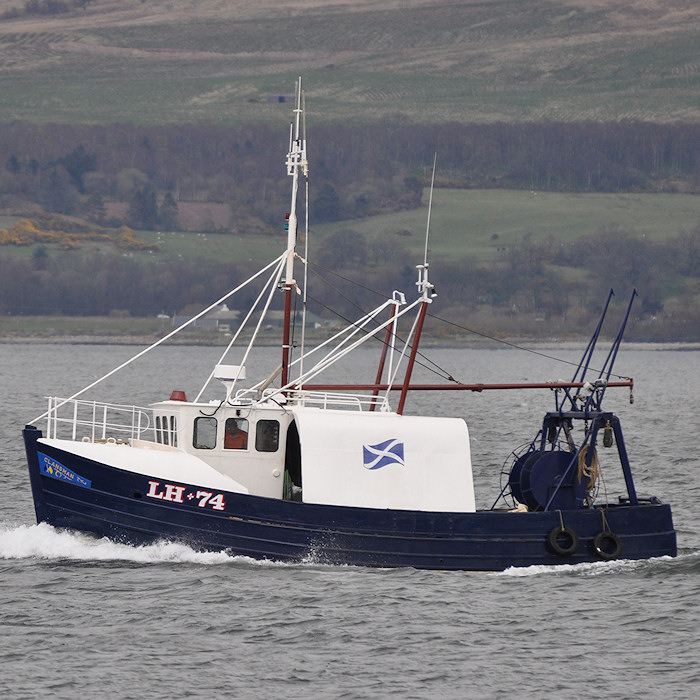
[593,531,623,560]
[547,526,579,556]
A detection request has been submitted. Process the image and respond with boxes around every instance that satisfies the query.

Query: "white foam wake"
[0,522,236,565]
[495,554,680,578]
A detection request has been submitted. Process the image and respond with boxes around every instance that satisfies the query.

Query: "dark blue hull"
[24,425,676,571]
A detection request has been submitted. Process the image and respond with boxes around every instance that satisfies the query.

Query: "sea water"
[1,343,699,699]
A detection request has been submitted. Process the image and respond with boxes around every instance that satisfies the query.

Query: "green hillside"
[1,0,698,341]
[0,0,697,125]
[318,190,700,264]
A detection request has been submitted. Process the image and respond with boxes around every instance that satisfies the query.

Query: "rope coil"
[577,445,599,493]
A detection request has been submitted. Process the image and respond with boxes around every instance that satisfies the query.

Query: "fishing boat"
[23,81,676,571]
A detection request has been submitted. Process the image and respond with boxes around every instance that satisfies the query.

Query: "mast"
[397,264,435,414]
[281,78,308,388]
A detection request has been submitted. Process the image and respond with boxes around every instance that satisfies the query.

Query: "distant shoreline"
[2,335,699,351]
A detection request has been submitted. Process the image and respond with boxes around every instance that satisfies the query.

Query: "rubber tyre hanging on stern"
[547,526,579,557]
[593,531,623,560]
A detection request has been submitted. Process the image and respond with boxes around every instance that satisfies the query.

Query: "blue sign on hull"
[38,451,92,488]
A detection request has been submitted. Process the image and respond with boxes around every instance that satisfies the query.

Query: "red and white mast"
[281,78,308,388]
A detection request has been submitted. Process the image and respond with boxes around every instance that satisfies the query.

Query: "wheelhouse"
[150,398,294,499]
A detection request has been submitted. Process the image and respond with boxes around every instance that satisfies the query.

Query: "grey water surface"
[1,343,699,699]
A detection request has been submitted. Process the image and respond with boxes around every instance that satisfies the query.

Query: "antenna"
[423,153,437,267]
[400,154,437,414]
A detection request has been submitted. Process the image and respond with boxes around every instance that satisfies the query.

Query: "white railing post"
[102,404,108,440]
[71,401,78,441]
[47,397,53,438]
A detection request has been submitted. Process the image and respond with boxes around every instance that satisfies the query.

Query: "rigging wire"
[307,264,457,380]
[304,289,455,383]
[426,312,631,381]
[306,260,632,383]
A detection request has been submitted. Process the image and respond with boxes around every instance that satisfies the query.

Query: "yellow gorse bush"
[0,220,157,251]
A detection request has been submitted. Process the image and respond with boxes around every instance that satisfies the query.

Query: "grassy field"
[141,230,290,265]
[319,190,700,264]
[0,0,697,125]
[0,314,163,337]
[2,190,697,266]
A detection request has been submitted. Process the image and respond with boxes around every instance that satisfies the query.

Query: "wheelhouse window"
[155,415,178,447]
[224,418,248,450]
[193,417,217,449]
[256,420,280,453]
[162,416,170,445]
[170,416,178,448]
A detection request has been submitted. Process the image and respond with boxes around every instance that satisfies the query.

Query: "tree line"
[1,118,699,340]
[2,221,700,341]
[0,250,258,318]
[1,120,698,232]
[310,222,700,342]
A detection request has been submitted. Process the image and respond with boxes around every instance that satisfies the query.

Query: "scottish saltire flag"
[362,439,405,470]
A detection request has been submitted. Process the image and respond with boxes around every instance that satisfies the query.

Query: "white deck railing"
[232,387,387,412]
[44,397,153,442]
[290,391,386,411]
